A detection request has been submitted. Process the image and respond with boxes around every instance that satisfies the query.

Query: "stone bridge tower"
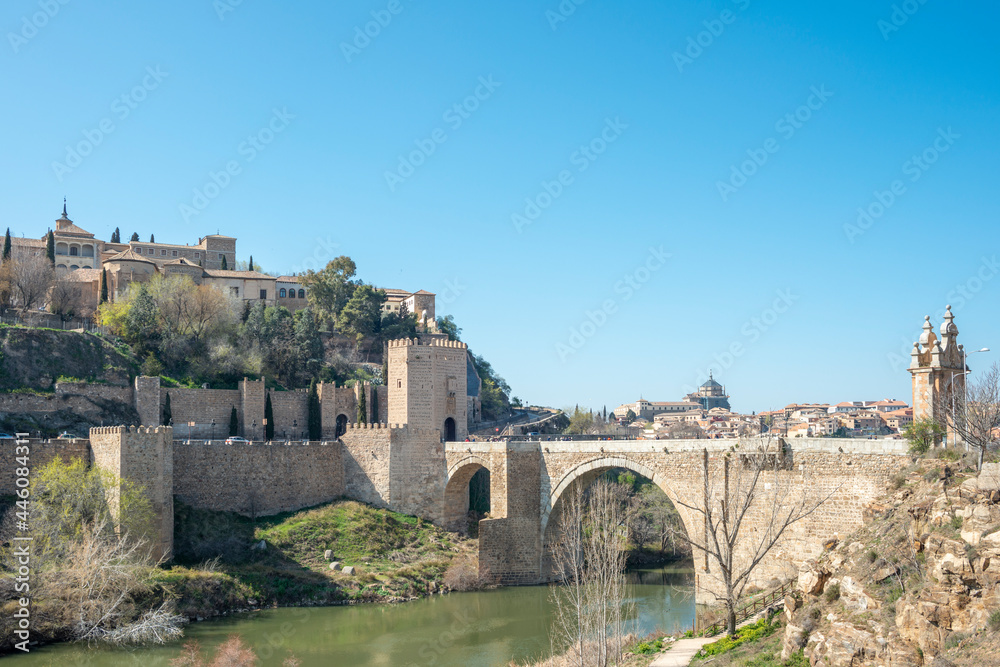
[387,338,469,441]
[909,305,965,441]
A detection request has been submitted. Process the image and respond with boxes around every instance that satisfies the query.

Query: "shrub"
[824,583,841,603]
[951,515,964,530]
[891,473,907,490]
[696,616,780,658]
[989,609,1000,632]
[442,553,482,592]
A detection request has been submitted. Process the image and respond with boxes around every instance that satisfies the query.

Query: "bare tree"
[672,439,836,635]
[550,480,634,667]
[10,255,54,312]
[49,279,83,323]
[948,361,1000,471]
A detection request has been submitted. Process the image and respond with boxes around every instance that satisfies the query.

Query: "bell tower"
[908,305,965,442]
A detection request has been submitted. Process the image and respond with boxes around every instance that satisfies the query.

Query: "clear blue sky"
[3,0,998,413]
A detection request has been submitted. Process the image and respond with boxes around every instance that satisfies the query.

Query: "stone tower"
[908,305,965,439]
[387,338,469,441]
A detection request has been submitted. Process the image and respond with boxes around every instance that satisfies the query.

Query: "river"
[7,562,698,667]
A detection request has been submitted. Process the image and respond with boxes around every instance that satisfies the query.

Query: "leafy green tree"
[3,227,10,261]
[99,268,109,304]
[293,307,323,377]
[130,232,140,242]
[229,406,239,437]
[565,406,595,435]
[124,283,160,351]
[436,314,461,341]
[380,310,418,343]
[904,416,947,454]
[162,392,172,426]
[336,284,386,350]
[264,392,274,440]
[357,385,367,425]
[45,229,55,264]
[307,378,321,440]
[299,256,358,324]
[626,409,636,421]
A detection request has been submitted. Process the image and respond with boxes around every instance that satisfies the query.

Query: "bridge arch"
[444,455,491,533]
[540,456,697,580]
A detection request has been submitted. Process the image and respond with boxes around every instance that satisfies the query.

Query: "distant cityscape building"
[683,372,731,411]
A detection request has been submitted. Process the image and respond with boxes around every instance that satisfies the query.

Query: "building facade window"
[298,289,305,299]
[218,253,224,260]
[279,288,287,297]
[172,250,178,257]
[259,289,267,300]
[161,249,167,255]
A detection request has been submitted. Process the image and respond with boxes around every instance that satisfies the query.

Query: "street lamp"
[293,419,298,441]
[211,419,216,442]
[252,419,257,442]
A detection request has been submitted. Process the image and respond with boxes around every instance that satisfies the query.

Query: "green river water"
[6,562,698,667]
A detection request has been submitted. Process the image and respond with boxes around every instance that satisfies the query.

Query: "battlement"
[346,422,392,431]
[387,337,467,349]
[90,425,174,436]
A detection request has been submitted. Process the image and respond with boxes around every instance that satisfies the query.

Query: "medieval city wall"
[340,424,393,508]
[0,438,90,495]
[389,426,447,522]
[158,387,241,438]
[172,439,343,516]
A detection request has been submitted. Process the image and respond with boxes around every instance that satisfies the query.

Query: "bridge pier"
[478,441,543,584]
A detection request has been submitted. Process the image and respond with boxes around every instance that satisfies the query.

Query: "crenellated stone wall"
[173,439,344,516]
[0,438,90,495]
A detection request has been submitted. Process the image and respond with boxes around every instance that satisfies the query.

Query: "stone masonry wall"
[340,424,393,508]
[160,387,241,438]
[268,390,308,440]
[90,426,174,562]
[173,440,343,516]
[389,426,447,522]
[0,438,90,495]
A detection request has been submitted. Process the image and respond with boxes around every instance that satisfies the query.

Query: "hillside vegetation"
[166,499,479,616]
[0,325,136,391]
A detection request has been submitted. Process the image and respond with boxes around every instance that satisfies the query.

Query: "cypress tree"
[357,385,367,425]
[3,228,10,261]
[45,230,55,264]
[264,392,274,441]
[371,389,379,424]
[248,256,254,272]
[307,379,321,440]
[229,405,239,436]
[130,232,139,242]
[99,269,109,304]
[221,255,228,270]
[162,392,172,426]
[149,234,155,243]
[111,228,120,243]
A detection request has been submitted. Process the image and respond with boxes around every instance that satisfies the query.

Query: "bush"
[443,553,482,592]
[989,609,1000,632]
[824,583,841,603]
[696,616,780,658]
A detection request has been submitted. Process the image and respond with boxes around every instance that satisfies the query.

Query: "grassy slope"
[162,499,475,617]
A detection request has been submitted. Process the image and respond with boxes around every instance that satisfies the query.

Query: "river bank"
[4,562,699,666]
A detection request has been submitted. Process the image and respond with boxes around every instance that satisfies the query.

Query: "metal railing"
[700,581,792,637]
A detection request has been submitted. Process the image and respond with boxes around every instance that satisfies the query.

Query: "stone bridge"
[442,437,911,603]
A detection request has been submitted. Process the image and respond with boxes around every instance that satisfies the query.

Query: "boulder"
[797,561,828,595]
[342,565,356,575]
[324,549,333,561]
[978,463,1000,491]
[329,561,342,571]
[780,622,808,660]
